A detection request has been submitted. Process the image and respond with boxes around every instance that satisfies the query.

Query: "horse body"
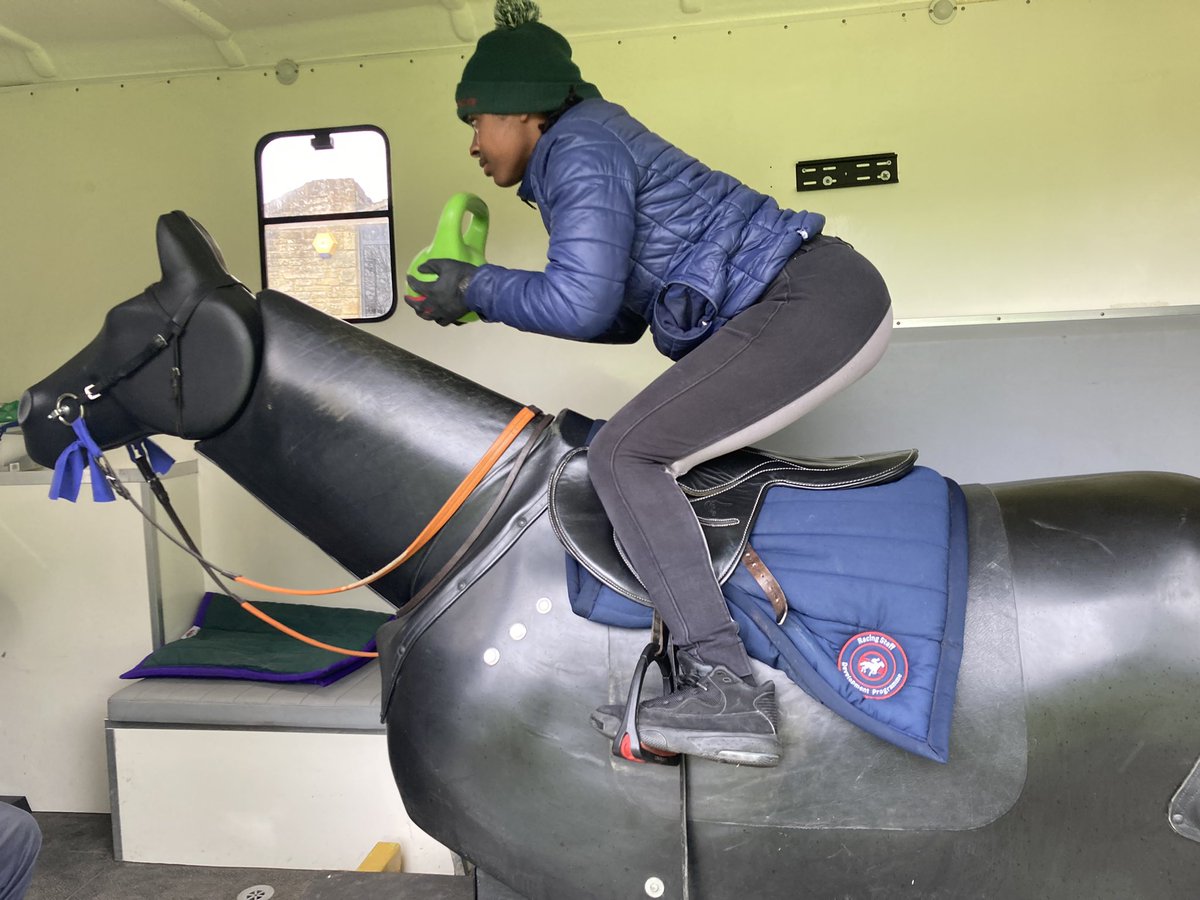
[19,213,1200,898]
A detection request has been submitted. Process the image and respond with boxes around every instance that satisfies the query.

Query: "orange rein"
[233,406,539,658]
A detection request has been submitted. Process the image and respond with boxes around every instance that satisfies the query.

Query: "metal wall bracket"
[796,153,898,192]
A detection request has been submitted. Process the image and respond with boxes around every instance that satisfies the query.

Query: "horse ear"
[155,210,234,286]
[189,216,230,270]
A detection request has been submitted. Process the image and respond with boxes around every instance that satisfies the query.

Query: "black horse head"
[19,212,262,468]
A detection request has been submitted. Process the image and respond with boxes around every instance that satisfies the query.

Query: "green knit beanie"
[456,0,600,122]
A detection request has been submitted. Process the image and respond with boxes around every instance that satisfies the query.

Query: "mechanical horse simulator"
[19,212,1200,899]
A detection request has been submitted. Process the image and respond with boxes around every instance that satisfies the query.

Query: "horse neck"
[196,290,527,606]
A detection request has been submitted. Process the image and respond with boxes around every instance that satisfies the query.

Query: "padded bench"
[105,661,456,873]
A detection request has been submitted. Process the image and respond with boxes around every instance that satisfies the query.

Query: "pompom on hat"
[456,0,601,122]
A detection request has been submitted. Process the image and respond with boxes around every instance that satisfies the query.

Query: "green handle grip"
[406,193,490,324]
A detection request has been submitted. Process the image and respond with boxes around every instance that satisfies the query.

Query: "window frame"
[254,124,398,323]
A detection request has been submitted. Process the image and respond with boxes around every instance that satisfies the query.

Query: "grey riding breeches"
[587,235,893,678]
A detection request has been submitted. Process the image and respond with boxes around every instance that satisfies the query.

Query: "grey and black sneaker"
[591,650,781,767]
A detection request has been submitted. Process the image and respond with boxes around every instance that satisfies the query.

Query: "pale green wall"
[3,0,1197,404]
[1,0,1196,603]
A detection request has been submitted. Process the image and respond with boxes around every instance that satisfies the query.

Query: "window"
[255,126,396,321]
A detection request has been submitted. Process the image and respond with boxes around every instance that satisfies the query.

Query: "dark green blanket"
[121,592,393,684]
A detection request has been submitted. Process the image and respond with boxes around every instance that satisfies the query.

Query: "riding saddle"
[544,412,968,764]
[549,439,919,612]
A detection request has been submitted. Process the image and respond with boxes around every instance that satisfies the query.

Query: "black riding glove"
[405,259,478,326]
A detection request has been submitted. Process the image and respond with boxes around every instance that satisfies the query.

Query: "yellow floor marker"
[357,841,403,873]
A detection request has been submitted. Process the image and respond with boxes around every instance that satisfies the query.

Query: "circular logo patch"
[838,631,908,700]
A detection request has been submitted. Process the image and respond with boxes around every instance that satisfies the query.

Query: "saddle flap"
[549,445,918,605]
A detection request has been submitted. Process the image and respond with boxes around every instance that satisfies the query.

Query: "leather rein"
[122,406,549,657]
[59,364,549,657]
[50,285,551,656]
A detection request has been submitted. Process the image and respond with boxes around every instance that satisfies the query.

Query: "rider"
[407,0,893,767]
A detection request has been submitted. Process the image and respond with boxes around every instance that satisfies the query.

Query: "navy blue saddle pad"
[563,465,969,763]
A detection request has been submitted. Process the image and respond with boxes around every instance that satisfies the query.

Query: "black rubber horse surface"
[20,212,1200,899]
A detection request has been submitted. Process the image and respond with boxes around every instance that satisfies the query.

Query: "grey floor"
[25,812,475,900]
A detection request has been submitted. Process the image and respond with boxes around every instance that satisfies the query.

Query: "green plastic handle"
[406,193,490,323]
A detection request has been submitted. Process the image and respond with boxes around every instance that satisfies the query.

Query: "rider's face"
[467,113,545,188]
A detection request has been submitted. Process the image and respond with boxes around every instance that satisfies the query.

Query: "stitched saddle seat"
[548,443,918,605]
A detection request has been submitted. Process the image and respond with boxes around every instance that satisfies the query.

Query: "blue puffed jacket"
[465,98,825,360]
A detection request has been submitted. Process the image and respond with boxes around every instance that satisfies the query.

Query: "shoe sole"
[590,710,780,768]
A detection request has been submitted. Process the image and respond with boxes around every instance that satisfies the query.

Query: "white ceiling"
[0,0,926,88]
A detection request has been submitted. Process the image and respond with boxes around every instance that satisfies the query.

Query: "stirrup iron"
[612,613,681,766]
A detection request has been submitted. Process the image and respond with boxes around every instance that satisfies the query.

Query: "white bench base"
[106,663,456,873]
